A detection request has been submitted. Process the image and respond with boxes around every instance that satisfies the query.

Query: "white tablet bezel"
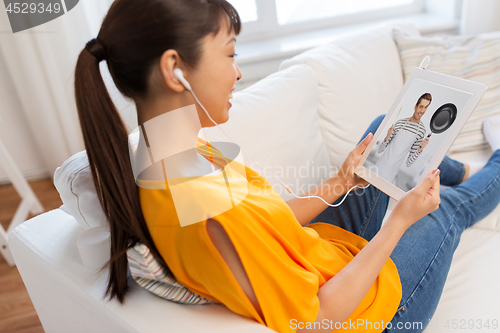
[354,67,487,201]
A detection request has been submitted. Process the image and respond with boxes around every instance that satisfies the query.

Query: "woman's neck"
[137,91,200,148]
[134,101,221,179]
[139,103,202,157]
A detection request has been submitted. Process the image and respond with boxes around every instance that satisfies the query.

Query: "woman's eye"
[230,53,238,58]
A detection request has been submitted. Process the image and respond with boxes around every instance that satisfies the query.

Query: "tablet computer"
[354,67,487,201]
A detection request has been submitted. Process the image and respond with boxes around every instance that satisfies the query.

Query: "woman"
[73,0,500,332]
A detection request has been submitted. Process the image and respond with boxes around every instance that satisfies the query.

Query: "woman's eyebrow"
[226,37,236,45]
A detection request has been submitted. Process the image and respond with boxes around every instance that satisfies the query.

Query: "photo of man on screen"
[373,93,432,184]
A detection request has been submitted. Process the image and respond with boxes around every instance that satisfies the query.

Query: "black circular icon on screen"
[429,103,457,135]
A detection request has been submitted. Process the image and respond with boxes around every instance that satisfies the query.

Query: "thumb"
[355,132,373,153]
[417,169,440,193]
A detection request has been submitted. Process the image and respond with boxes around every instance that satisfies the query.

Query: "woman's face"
[187,24,242,127]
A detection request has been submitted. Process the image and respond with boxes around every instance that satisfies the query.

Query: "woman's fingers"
[415,169,438,193]
[427,172,441,202]
[354,132,373,155]
[341,133,373,183]
[416,169,441,209]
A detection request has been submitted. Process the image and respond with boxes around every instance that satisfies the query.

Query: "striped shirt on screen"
[378,118,426,167]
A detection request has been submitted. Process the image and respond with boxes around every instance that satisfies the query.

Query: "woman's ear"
[159,49,187,93]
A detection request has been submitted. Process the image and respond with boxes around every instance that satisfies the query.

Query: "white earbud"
[173,68,192,91]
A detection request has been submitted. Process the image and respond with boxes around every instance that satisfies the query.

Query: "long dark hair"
[74,0,241,304]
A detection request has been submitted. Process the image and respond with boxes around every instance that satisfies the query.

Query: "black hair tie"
[85,38,106,62]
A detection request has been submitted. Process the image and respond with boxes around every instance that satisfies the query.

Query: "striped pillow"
[393,28,500,154]
[127,243,221,304]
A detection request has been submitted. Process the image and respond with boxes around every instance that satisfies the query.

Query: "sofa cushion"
[206,64,331,201]
[422,228,500,332]
[279,23,419,169]
[393,28,500,154]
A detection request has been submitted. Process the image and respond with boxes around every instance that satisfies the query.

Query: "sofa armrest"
[9,209,274,333]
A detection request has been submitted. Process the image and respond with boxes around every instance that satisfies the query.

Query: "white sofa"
[9,23,500,332]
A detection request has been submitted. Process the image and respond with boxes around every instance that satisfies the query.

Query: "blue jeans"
[305,114,500,332]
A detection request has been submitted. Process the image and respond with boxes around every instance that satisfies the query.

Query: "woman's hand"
[389,169,441,231]
[337,133,373,192]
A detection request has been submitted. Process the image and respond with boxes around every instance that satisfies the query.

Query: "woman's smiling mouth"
[227,88,235,106]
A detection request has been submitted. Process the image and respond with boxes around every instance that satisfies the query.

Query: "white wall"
[460,0,500,34]
[0,53,49,185]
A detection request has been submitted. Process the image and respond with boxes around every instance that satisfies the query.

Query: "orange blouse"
[138,137,402,332]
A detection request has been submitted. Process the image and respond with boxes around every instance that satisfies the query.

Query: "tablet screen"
[362,78,473,192]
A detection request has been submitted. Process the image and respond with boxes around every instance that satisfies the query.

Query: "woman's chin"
[223,103,232,120]
[221,111,230,124]
[204,112,230,128]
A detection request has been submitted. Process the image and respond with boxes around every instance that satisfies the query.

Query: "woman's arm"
[206,215,402,332]
[286,174,348,227]
[298,215,405,332]
[206,219,266,321]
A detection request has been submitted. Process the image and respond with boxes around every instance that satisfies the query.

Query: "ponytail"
[74,44,169,304]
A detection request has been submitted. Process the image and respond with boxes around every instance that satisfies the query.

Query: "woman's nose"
[233,63,242,81]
